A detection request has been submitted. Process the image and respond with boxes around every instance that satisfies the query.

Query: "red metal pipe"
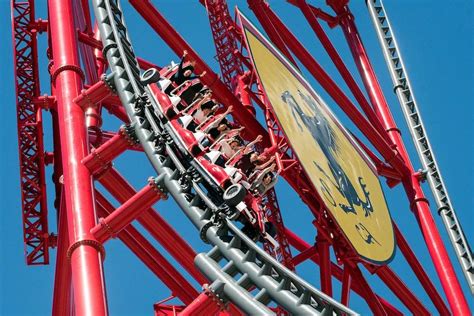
[83,128,130,174]
[248,0,409,177]
[333,5,469,314]
[95,192,198,305]
[180,291,222,316]
[92,179,164,243]
[98,167,207,285]
[349,265,387,316]
[287,0,338,25]
[340,265,351,306]
[316,234,332,296]
[286,229,402,315]
[52,192,73,316]
[129,0,269,143]
[246,1,300,68]
[394,225,450,315]
[73,79,113,109]
[291,244,317,266]
[375,266,430,315]
[88,130,142,153]
[48,0,108,315]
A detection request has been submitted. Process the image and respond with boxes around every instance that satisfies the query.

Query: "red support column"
[332,5,469,314]
[247,1,299,67]
[316,234,332,296]
[340,265,351,306]
[92,179,165,243]
[48,0,108,315]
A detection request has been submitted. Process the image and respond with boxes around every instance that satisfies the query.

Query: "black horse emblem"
[281,90,374,217]
[355,223,380,246]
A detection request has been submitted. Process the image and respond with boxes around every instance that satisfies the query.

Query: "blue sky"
[1,0,472,315]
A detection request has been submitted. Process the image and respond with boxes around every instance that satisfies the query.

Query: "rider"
[218,137,243,160]
[192,97,217,124]
[166,50,206,94]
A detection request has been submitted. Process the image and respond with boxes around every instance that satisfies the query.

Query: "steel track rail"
[367,0,474,293]
[92,0,357,314]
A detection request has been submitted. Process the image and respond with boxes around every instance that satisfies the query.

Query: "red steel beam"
[128,0,270,143]
[375,266,430,315]
[48,0,108,314]
[349,265,387,315]
[74,78,113,109]
[291,244,317,266]
[393,224,450,315]
[180,292,222,316]
[92,178,164,243]
[83,127,131,174]
[331,5,469,314]
[287,0,338,25]
[98,167,207,285]
[246,0,300,67]
[316,234,332,296]
[95,192,198,305]
[340,265,351,306]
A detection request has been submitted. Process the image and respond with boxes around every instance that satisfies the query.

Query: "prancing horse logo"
[281,90,374,219]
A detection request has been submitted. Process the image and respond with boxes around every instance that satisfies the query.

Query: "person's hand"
[270,163,276,170]
[256,135,263,142]
[183,50,188,57]
[200,71,207,77]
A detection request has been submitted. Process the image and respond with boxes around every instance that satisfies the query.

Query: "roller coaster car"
[197,150,243,189]
[142,68,276,243]
[148,80,184,119]
[170,115,209,156]
[149,77,206,122]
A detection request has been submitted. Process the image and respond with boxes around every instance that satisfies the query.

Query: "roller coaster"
[9,0,473,315]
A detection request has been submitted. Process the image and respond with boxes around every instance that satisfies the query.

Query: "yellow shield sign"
[239,13,395,264]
